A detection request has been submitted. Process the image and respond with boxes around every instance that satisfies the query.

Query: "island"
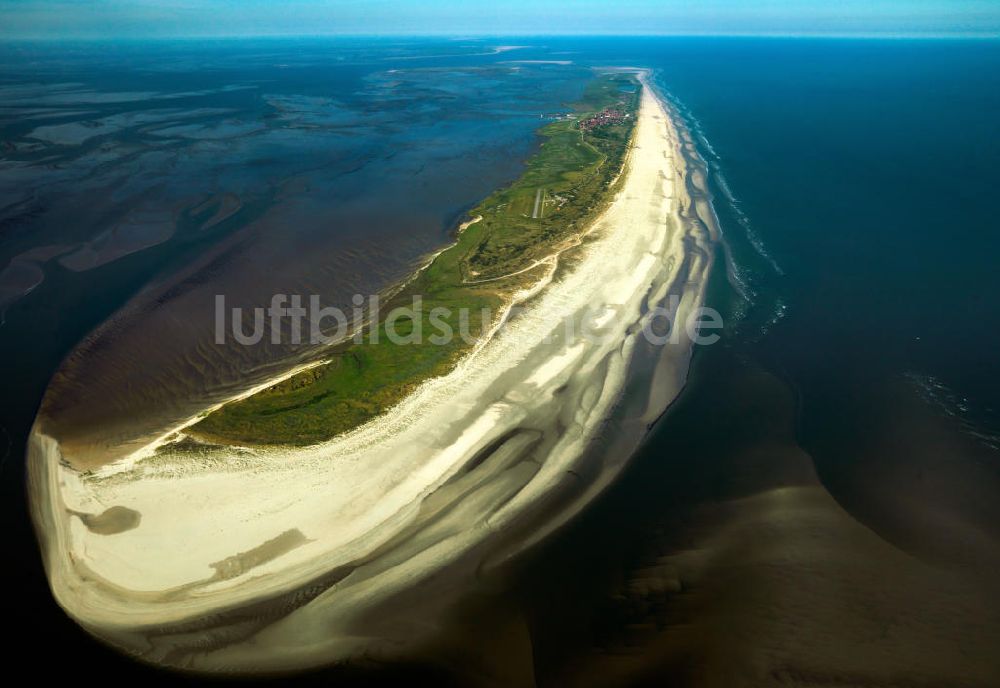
[190,74,640,447]
[28,69,719,673]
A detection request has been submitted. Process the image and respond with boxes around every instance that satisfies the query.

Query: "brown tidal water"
[485,38,1000,686]
[504,346,1000,686]
[0,38,597,683]
[0,41,598,466]
[4,36,1000,687]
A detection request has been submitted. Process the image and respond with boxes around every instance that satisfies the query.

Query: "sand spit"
[29,72,720,673]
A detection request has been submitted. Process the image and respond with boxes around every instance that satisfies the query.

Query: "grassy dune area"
[189,73,640,447]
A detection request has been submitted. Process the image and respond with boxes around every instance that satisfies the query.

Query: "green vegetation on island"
[189,73,641,447]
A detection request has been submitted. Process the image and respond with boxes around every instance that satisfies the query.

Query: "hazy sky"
[2,0,999,39]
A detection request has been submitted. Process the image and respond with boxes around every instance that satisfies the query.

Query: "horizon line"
[3,31,999,42]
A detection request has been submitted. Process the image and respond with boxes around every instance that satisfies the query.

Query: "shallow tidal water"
[3,37,1000,684]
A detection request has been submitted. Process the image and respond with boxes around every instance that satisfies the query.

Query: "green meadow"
[190,73,640,447]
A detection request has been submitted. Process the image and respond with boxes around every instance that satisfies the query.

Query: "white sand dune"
[29,72,719,673]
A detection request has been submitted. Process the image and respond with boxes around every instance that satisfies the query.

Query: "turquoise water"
[2,37,999,682]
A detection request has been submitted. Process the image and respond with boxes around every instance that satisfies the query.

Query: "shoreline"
[29,70,720,672]
[185,70,642,449]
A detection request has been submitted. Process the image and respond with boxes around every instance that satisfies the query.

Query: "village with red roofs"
[578,106,630,132]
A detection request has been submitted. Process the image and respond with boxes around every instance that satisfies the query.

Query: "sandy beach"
[28,72,719,672]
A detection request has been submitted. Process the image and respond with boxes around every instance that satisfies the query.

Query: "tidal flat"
[30,70,720,672]
[11,37,1000,686]
[2,41,598,467]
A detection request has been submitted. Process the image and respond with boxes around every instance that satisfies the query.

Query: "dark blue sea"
[2,37,999,683]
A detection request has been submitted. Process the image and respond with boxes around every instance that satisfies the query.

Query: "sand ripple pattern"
[28,72,720,673]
